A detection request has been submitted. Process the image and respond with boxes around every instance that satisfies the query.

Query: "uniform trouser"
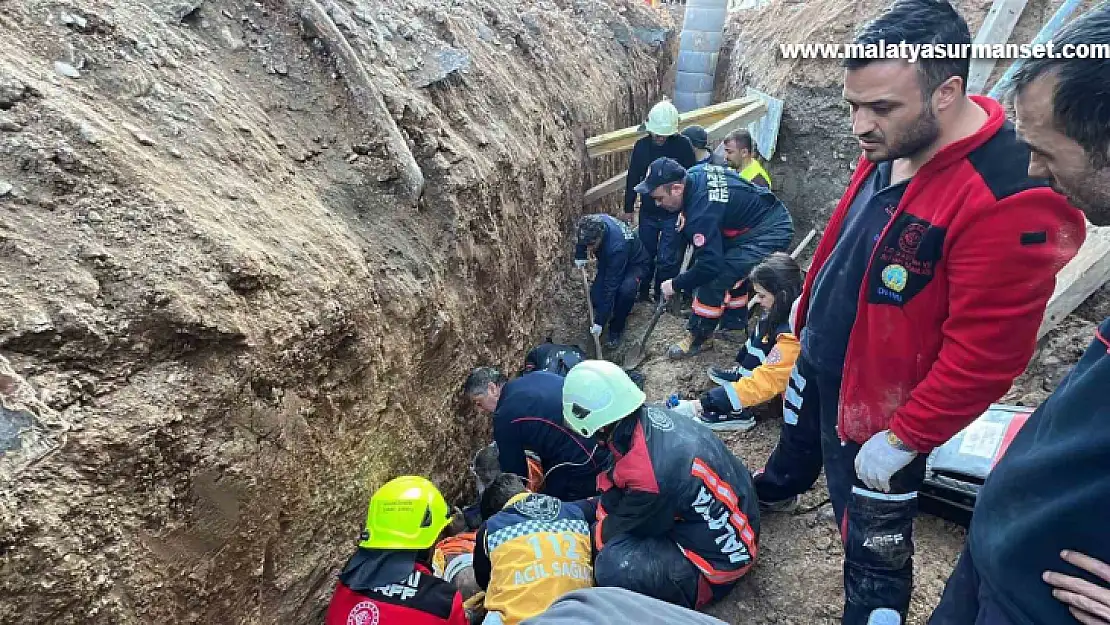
[688,223,792,339]
[754,354,930,625]
[593,534,736,610]
[928,546,1015,625]
[638,213,681,297]
[604,263,649,336]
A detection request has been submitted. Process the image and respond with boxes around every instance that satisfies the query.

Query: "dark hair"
[749,252,803,341]
[846,0,972,97]
[479,473,526,520]
[723,129,755,153]
[463,366,506,398]
[576,214,607,248]
[1011,4,1110,168]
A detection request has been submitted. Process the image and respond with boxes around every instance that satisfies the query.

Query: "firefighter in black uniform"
[635,158,794,358]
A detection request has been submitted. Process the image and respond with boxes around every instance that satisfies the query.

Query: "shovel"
[623,297,667,369]
[580,266,604,360]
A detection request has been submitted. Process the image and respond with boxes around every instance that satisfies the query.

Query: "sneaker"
[666,333,713,359]
[696,410,757,432]
[759,494,801,514]
[707,364,743,386]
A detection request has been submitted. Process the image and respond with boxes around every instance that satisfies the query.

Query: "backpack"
[522,341,586,377]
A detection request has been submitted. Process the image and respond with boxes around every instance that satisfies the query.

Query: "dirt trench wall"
[0,0,670,622]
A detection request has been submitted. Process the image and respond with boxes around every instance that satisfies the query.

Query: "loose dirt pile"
[0,0,673,622]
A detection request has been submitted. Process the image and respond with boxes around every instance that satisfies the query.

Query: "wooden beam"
[1038,224,1110,339]
[583,172,627,205]
[581,99,771,205]
[967,0,1030,94]
[586,96,764,159]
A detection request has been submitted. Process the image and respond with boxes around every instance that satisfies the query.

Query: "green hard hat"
[562,360,646,438]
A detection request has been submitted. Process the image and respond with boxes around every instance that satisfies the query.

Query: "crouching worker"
[574,214,651,349]
[326,476,467,625]
[670,252,803,432]
[562,360,760,609]
[464,367,608,502]
[473,474,596,625]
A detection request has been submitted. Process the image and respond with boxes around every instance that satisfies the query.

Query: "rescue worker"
[681,125,726,166]
[637,157,794,356]
[751,1,1085,623]
[670,252,803,431]
[472,473,596,625]
[521,341,585,377]
[325,476,468,625]
[930,5,1110,623]
[623,100,698,302]
[722,129,772,189]
[562,360,760,609]
[573,213,651,349]
[464,367,608,502]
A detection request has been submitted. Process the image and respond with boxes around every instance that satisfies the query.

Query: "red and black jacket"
[796,96,1085,452]
[594,406,760,606]
[325,554,467,625]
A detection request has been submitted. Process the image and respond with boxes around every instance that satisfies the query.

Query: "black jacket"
[969,317,1110,624]
[493,372,610,501]
[671,165,792,293]
[624,134,697,217]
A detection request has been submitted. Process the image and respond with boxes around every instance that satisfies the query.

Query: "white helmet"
[562,360,646,438]
[642,100,680,137]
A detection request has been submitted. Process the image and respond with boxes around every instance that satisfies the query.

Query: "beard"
[862,103,942,162]
[1058,174,1110,225]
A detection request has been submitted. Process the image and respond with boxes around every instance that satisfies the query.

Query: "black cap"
[634,157,687,195]
[680,125,708,149]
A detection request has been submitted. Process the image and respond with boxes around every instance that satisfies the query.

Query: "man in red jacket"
[751,1,1085,623]
[325,476,468,625]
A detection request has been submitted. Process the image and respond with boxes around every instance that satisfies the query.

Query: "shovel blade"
[623,346,647,369]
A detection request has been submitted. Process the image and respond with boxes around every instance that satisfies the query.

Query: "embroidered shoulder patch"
[693,233,706,247]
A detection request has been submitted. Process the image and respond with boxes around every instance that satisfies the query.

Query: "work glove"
[854,429,918,493]
[574,258,587,269]
[590,324,603,337]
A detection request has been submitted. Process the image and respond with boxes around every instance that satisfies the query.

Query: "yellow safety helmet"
[359,476,452,550]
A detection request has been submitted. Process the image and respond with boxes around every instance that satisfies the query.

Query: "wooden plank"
[967,0,1030,94]
[581,100,770,204]
[583,172,627,205]
[1038,224,1110,339]
[586,96,763,159]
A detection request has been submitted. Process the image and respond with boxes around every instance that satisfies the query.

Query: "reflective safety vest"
[483,493,594,625]
[739,159,772,190]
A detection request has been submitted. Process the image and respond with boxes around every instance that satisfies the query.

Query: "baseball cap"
[634,157,687,195]
[680,125,708,149]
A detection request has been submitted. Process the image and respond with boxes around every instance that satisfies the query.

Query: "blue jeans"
[638,213,680,296]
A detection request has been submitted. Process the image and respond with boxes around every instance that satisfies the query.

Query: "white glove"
[574,259,587,268]
[590,324,603,336]
[671,400,703,420]
[854,430,918,493]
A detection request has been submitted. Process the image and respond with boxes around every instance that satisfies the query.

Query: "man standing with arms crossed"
[930,5,1110,624]
[752,1,1085,623]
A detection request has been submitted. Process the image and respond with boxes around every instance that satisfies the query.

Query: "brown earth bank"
[0,0,674,622]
